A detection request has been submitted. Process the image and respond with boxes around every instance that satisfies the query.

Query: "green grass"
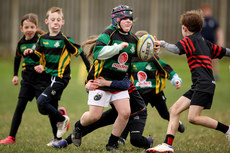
[0,53,230,153]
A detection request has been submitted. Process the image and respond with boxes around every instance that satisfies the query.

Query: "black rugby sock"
[107,134,119,145]
[216,122,229,133]
[75,120,84,130]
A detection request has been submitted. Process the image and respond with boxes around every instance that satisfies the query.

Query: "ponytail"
[81,35,98,59]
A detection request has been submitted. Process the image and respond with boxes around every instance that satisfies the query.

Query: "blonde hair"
[180,10,204,33]
[82,35,99,59]
[46,7,64,19]
[21,13,45,35]
[135,30,148,38]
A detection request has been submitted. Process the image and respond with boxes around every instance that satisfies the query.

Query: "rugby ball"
[137,34,155,61]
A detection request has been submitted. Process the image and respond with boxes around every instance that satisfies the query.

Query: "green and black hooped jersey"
[14,33,40,76]
[34,32,82,81]
[131,55,176,95]
[87,26,138,92]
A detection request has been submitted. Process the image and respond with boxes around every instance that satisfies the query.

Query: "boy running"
[24,7,84,145]
[146,10,230,153]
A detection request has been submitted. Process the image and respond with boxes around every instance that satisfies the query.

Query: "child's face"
[202,8,212,18]
[20,19,38,40]
[45,12,64,35]
[120,18,133,32]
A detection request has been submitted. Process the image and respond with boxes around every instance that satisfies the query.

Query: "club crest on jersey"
[54,41,60,48]
[130,45,135,53]
[94,93,102,101]
[112,52,128,71]
[146,64,152,70]
[136,71,152,87]
[32,44,36,50]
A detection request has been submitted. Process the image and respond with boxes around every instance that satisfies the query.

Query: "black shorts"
[129,90,146,115]
[41,76,68,101]
[18,70,46,101]
[183,89,214,109]
[140,91,166,107]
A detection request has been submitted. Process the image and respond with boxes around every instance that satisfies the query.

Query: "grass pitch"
[0,52,229,153]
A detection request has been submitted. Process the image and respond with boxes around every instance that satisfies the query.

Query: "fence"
[0,0,229,55]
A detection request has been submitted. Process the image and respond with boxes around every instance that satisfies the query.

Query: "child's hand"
[155,40,165,47]
[34,65,44,73]
[94,77,112,87]
[154,36,161,54]
[85,80,99,91]
[12,76,18,86]
[175,81,181,90]
[23,49,33,56]
[171,74,182,90]
[120,42,129,49]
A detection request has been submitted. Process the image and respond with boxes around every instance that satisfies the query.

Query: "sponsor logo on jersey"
[112,52,128,71]
[94,93,102,101]
[136,71,152,87]
[22,46,27,50]
[43,42,49,45]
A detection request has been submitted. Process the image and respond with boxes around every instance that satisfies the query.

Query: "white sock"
[226,125,230,135]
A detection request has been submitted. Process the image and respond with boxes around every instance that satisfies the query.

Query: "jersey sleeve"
[93,30,111,59]
[13,43,22,76]
[175,38,187,55]
[79,51,91,72]
[31,38,42,62]
[110,75,131,90]
[158,58,176,80]
[208,41,226,59]
[62,34,82,57]
[175,36,197,56]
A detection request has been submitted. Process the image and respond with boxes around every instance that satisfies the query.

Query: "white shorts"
[88,90,129,107]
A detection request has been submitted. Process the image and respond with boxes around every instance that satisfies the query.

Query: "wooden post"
[80,0,89,44]
[11,0,19,55]
[219,0,227,47]
[149,0,158,37]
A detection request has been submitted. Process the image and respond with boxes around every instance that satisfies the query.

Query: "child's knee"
[89,112,102,122]
[119,111,130,120]
[188,115,197,124]
[36,94,50,115]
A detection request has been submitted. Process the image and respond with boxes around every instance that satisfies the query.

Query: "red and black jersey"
[176,32,226,93]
